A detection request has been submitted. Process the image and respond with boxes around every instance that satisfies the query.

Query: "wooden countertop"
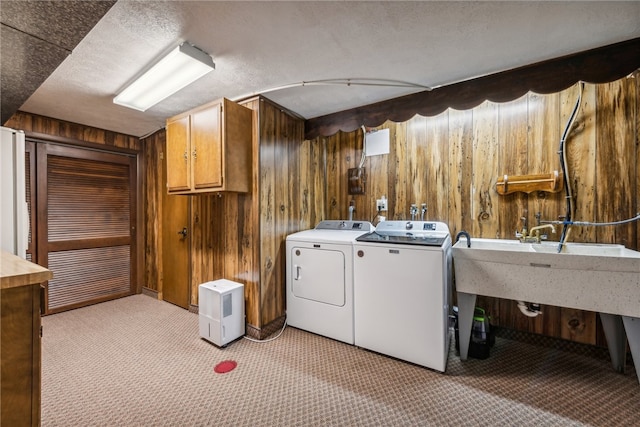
[0,251,52,289]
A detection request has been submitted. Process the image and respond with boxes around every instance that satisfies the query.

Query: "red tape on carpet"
[214,360,237,374]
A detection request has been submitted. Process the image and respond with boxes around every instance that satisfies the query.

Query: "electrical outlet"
[376,196,387,211]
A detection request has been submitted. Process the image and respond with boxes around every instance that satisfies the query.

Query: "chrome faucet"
[409,204,418,221]
[348,200,355,221]
[420,203,427,221]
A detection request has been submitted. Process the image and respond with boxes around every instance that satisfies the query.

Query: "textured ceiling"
[0,1,116,124]
[4,1,640,138]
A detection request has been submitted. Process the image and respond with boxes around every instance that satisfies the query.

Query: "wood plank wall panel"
[325,133,341,218]
[299,137,326,227]
[5,111,140,151]
[636,76,640,252]
[141,130,164,293]
[258,102,278,326]
[472,102,501,239]
[230,98,261,325]
[565,84,597,244]
[312,78,639,346]
[427,113,450,223]
[392,122,408,222]
[259,101,306,326]
[448,109,473,238]
[596,79,637,248]
[189,194,217,305]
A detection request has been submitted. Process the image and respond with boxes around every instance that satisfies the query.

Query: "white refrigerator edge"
[1,126,28,259]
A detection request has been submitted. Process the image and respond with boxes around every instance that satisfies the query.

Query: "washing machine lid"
[356,220,451,247]
[356,231,448,247]
[286,220,374,243]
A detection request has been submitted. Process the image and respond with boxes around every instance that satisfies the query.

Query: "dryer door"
[290,247,345,306]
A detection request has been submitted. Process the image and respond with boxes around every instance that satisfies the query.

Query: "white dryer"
[286,220,374,344]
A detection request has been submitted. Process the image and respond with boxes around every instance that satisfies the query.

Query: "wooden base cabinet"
[1,252,52,427]
[166,98,252,194]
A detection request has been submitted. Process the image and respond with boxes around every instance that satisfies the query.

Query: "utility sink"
[451,237,640,383]
[452,238,640,316]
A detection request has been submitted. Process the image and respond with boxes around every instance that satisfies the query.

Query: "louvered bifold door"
[37,144,136,314]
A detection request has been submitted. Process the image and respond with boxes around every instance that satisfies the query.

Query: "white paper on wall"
[365,128,390,156]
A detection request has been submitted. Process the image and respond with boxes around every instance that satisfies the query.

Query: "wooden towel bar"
[496,171,563,195]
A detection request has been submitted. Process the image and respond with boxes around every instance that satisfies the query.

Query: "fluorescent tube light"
[114,42,215,112]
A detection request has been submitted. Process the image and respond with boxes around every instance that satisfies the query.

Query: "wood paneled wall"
[11,75,637,346]
[5,112,140,151]
[142,97,313,335]
[313,77,639,346]
[141,129,164,295]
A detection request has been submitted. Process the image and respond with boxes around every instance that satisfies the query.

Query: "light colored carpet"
[41,294,639,426]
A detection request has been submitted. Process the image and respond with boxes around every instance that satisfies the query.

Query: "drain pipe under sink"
[517,301,542,317]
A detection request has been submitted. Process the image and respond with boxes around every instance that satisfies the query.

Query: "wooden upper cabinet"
[166,98,252,194]
[166,115,190,192]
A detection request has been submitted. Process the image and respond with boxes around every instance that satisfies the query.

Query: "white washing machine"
[353,221,452,372]
[286,220,374,344]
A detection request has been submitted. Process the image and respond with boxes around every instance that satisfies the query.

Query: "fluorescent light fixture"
[114,42,215,111]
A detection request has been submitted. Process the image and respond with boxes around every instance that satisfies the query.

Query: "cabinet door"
[191,103,222,190]
[166,115,191,192]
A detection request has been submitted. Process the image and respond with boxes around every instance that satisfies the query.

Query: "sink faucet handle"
[519,215,528,236]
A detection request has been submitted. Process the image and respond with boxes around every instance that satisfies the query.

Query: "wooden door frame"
[27,135,142,313]
[25,141,37,263]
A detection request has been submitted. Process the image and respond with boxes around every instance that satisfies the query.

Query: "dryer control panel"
[315,220,374,231]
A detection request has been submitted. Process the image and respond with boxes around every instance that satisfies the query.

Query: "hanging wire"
[557,82,584,251]
[243,319,288,343]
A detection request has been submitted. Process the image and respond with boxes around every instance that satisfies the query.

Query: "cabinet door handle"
[192,149,197,159]
[294,265,301,280]
[183,150,188,161]
[178,227,188,238]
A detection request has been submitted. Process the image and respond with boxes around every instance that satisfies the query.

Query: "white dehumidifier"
[198,279,245,347]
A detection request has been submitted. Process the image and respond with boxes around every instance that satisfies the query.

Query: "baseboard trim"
[246,315,286,340]
[141,287,159,299]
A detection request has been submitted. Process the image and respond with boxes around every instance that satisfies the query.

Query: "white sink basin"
[452,238,640,317]
[452,237,640,382]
